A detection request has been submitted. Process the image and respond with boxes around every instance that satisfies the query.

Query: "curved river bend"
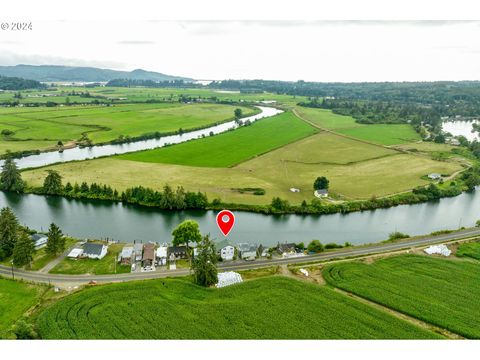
[1,190,478,247]
[2,106,283,169]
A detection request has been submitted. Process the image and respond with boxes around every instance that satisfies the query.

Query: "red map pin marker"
[216,210,235,237]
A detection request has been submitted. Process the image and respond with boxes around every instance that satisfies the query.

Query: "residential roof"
[143,243,155,261]
[83,243,105,256]
[31,234,47,241]
[168,246,188,254]
[133,243,144,252]
[156,246,168,258]
[237,243,258,252]
[278,243,296,252]
[67,248,83,258]
[120,246,134,259]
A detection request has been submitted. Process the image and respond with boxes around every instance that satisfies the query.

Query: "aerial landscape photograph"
[1,0,480,358]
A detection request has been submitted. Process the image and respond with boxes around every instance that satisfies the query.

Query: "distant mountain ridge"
[0,65,192,82]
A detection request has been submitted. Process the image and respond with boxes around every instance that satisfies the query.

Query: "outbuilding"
[428,173,442,180]
[67,248,84,258]
[314,189,328,198]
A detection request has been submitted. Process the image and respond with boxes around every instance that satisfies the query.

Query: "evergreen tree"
[12,231,35,267]
[0,207,19,259]
[0,155,24,192]
[191,234,218,287]
[43,170,63,195]
[45,223,65,256]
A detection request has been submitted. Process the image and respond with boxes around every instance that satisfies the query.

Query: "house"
[156,245,168,266]
[142,243,156,268]
[31,234,48,249]
[277,242,296,255]
[168,246,188,260]
[237,243,258,260]
[82,242,108,260]
[314,189,328,198]
[428,173,442,180]
[119,246,134,265]
[67,248,83,258]
[133,243,144,262]
[220,245,235,261]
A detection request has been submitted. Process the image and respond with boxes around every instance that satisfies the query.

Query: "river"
[1,106,283,169]
[1,190,478,247]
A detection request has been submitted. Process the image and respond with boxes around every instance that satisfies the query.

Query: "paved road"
[1,227,479,287]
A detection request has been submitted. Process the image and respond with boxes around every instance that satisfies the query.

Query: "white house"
[428,173,442,180]
[314,189,328,198]
[82,243,108,260]
[220,245,235,261]
[156,245,168,266]
[31,234,48,249]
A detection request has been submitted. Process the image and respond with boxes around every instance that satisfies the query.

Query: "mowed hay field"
[23,130,462,203]
[118,111,318,167]
[36,276,438,339]
[0,279,44,338]
[323,255,480,338]
[0,103,257,154]
[294,107,421,145]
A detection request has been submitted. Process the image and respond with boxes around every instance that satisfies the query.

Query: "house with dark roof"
[82,242,108,260]
[168,246,188,260]
[277,242,297,255]
[237,243,258,260]
[142,243,156,267]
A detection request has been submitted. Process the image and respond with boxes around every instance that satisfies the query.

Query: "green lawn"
[29,237,78,271]
[456,241,480,260]
[36,276,438,339]
[0,103,258,155]
[49,243,130,275]
[323,255,480,338]
[0,278,44,338]
[295,106,421,145]
[118,111,317,167]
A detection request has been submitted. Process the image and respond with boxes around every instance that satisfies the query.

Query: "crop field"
[49,243,130,275]
[118,112,317,167]
[23,131,462,203]
[36,276,438,339]
[294,106,421,145]
[0,103,257,155]
[0,278,44,338]
[456,241,480,260]
[323,255,480,338]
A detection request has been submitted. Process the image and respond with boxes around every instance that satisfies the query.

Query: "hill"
[0,75,45,90]
[0,65,192,82]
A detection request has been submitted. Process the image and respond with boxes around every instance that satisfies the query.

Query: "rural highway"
[1,227,479,287]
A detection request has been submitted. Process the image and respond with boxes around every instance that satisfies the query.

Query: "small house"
[220,245,235,261]
[133,243,144,262]
[142,243,156,267]
[119,246,134,265]
[314,189,328,198]
[428,173,442,180]
[168,246,188,260]
[156,245,168,266]
[31,234,48,249]
[277,242,296,255]
[82,243,108,260]
[237,243,258,261]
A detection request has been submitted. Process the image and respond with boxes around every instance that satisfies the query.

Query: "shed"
[67,248,84,258]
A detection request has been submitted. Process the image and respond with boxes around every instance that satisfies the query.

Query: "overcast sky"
[1,20,480,82]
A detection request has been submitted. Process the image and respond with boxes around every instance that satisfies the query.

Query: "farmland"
[49,243,130,275]
[0,278,44,338]
[323,254,480,338]
[36,276,438,339]
[0,102,258,155]
[118,111,318,167]
[294,106,421,145]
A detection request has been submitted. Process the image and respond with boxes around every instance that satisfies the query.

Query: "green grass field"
[456,241,480,260]
[118,111,317,167]
[36,276,438,339]
[49,243,130,275]
[323,255,480,338]
[0,103,257,155]
[295,106,421,145]
[0,278,44,338]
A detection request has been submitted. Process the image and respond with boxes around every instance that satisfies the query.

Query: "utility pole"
[114,256,117,274]
[11,260,14,280]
